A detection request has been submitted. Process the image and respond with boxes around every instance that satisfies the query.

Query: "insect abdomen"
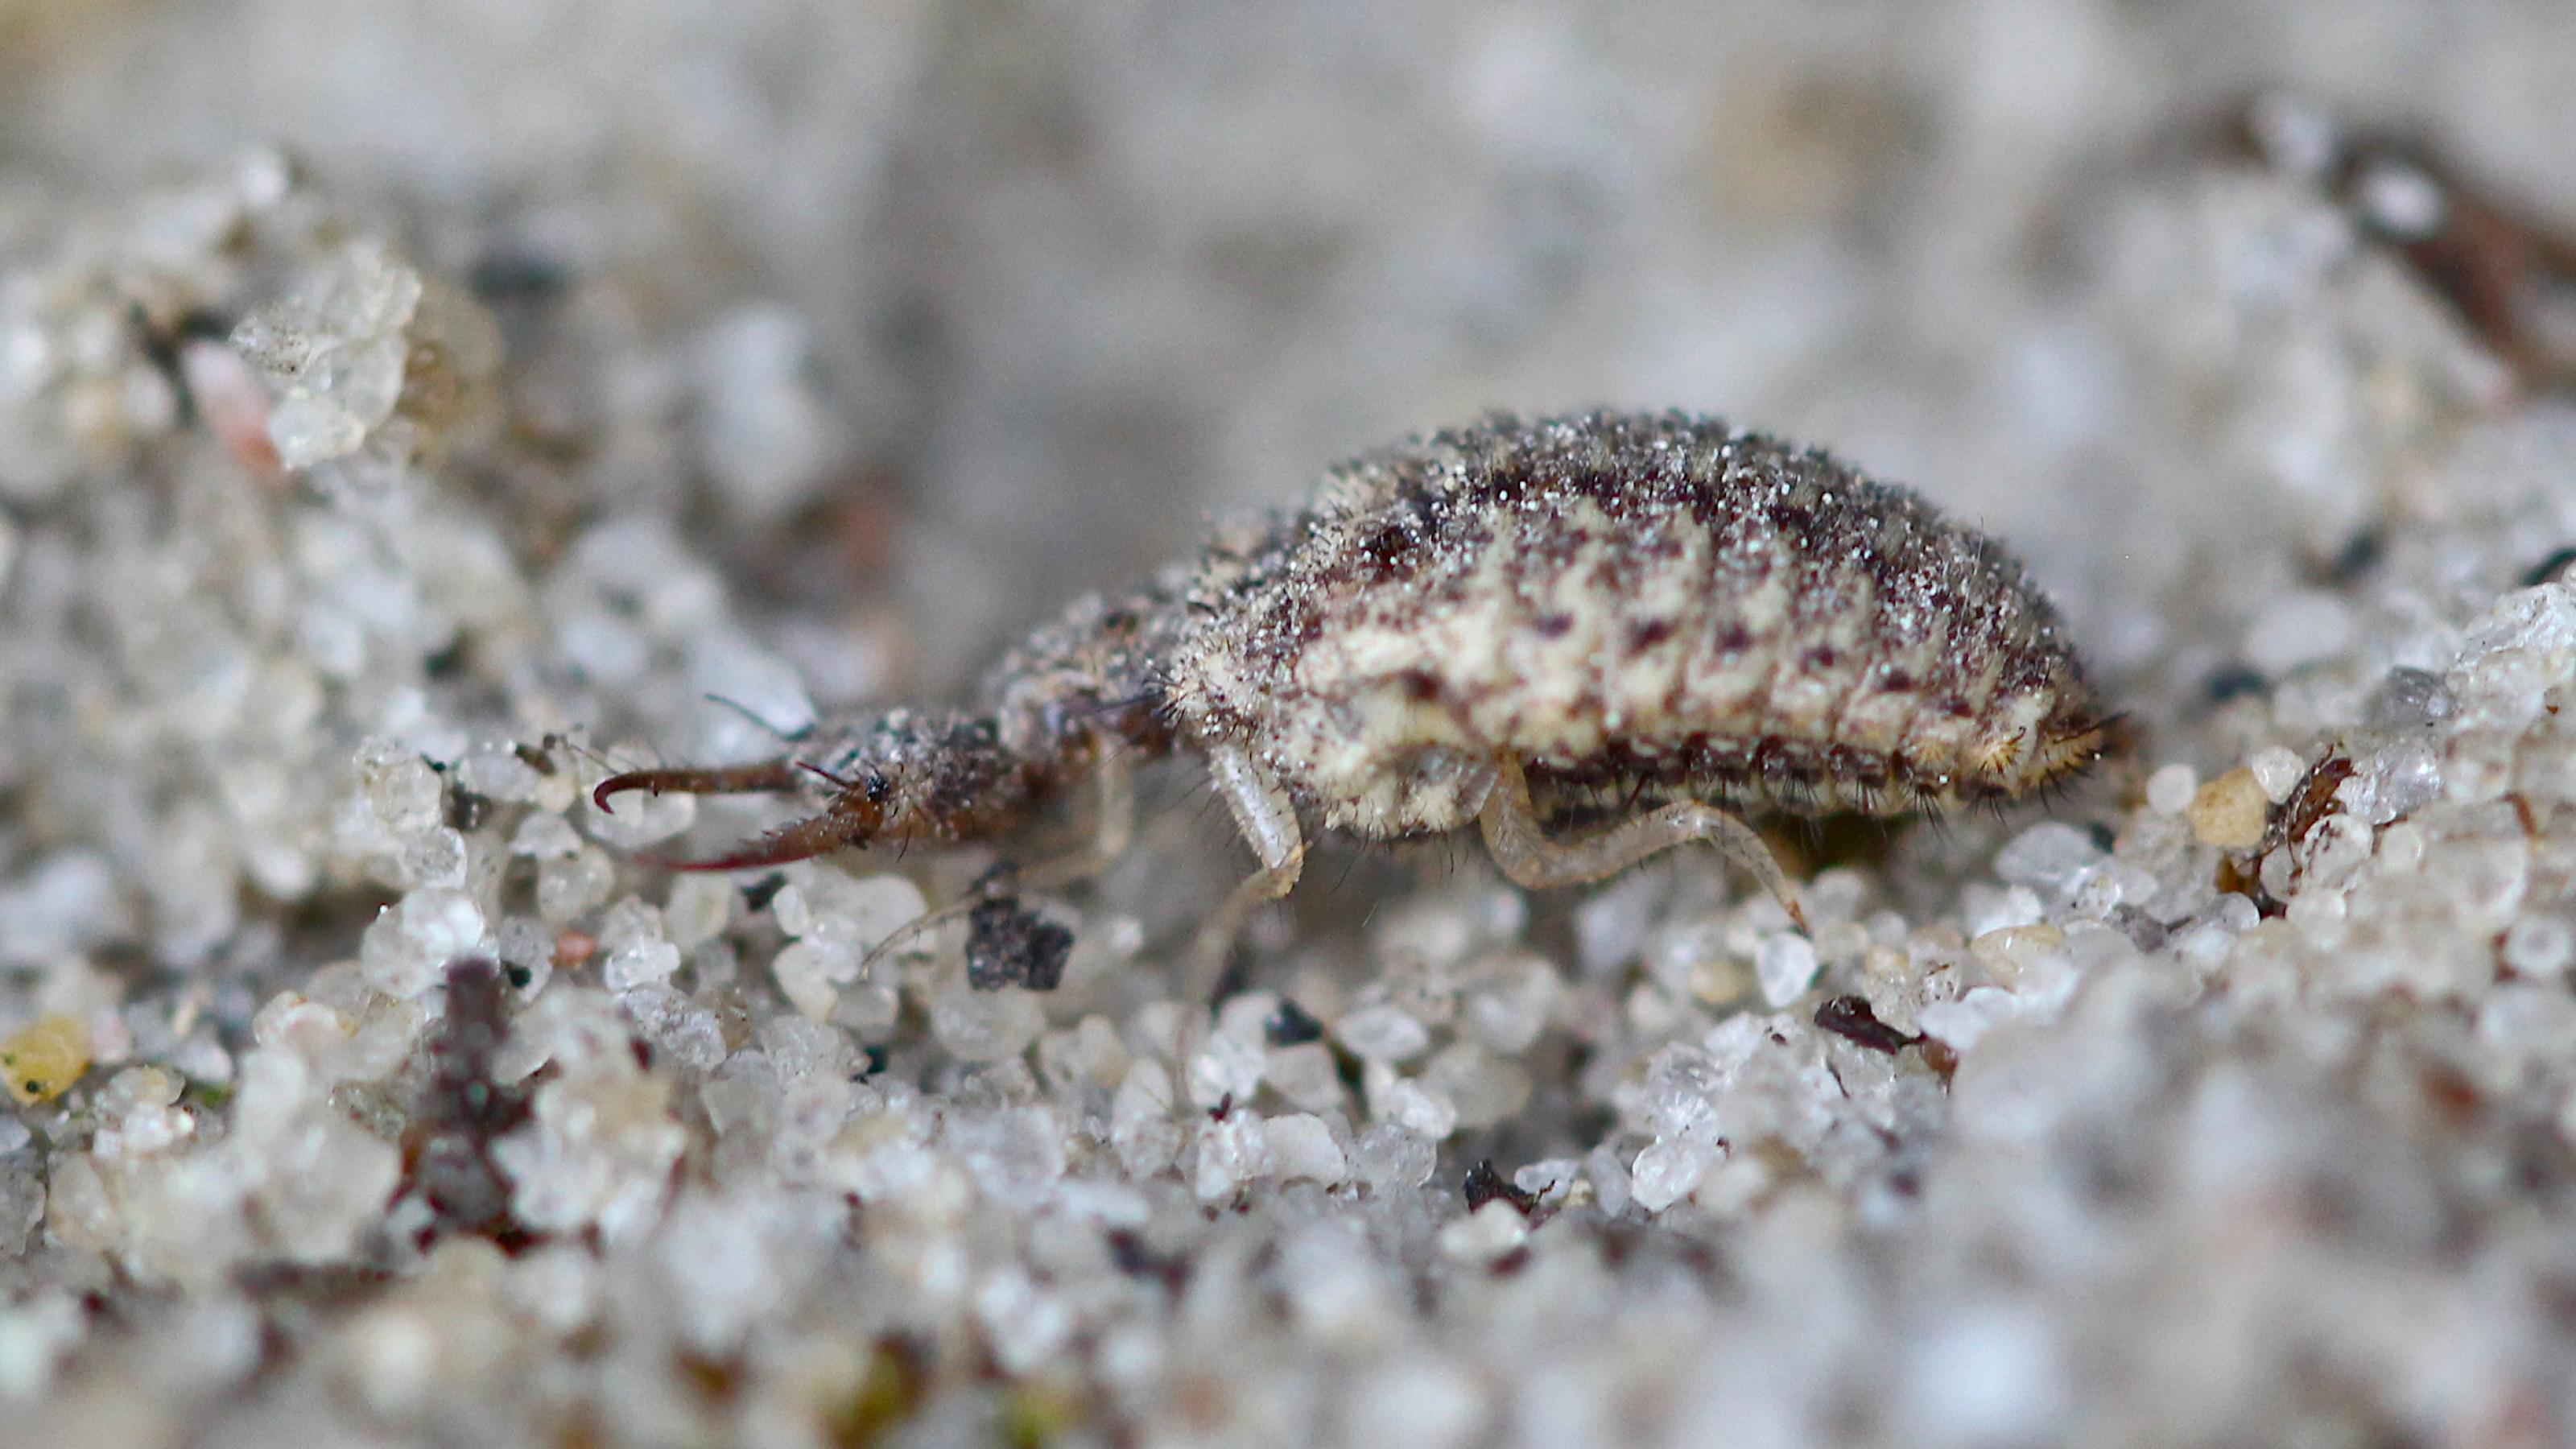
[1170,412,2103,834]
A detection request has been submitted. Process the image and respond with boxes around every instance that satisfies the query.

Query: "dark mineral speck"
[1264,998,1325,1046]
[964,895,1074,992]
[740,873,790,913]
[2204,663,2270,702]
[2521,545,2576,587]
[1462,1159,1539,1216]
[1814,995,1922,1055]
[444,786,493,833]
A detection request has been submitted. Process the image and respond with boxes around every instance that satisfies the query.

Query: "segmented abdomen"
[1168,412,2100,835]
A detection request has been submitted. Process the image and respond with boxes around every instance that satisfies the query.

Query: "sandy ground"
[6,3,2576,1445]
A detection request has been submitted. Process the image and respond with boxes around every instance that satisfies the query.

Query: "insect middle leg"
[1476,756,1806,929]
[1192,745,1307,981]
[1011,742,1137,892]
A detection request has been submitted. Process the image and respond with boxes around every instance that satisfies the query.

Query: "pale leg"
[1016,743,1137,891]
[1193,745,1307,984]
[1476,757,1806,929]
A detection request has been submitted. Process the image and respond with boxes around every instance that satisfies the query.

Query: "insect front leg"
[1191,745,1307,984]
[1011,739,1137,892]
[1476,756,1807,930]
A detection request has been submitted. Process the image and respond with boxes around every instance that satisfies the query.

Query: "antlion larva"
[597,411,2112,965]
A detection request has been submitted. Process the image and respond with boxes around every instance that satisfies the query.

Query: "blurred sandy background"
[13,0,2570,677]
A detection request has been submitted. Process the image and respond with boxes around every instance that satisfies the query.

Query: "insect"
[597,411,2112,969]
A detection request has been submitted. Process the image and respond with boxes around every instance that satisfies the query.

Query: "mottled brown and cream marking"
[598,411,2112,965]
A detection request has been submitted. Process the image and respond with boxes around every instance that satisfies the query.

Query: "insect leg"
[1013,741,1137,891]
[1191,745,1307,985]
[1476,756,1807,930]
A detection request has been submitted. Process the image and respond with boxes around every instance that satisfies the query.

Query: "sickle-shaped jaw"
[649,804,880,872]
[592,761,807,814]
[593,758,885,870]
